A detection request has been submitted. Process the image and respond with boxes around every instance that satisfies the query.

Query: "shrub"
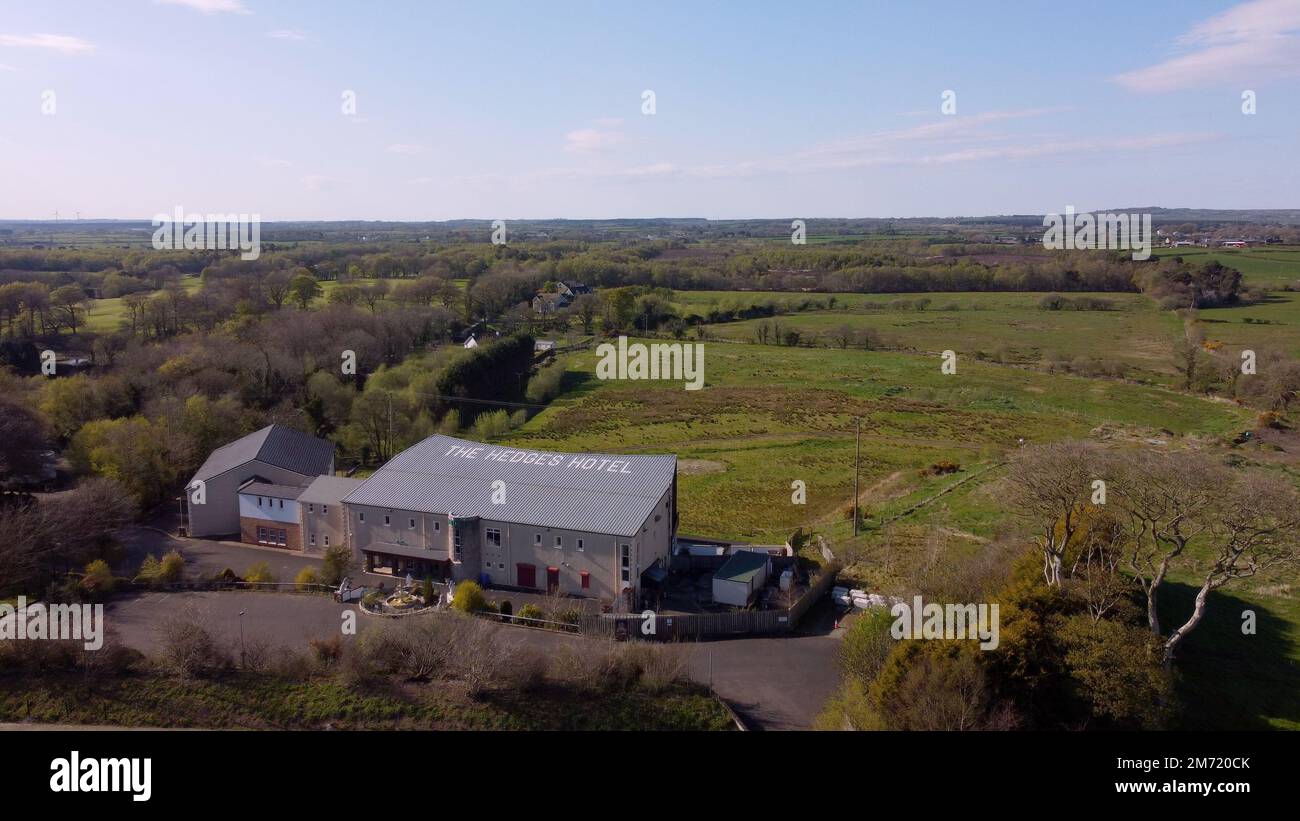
[159,550,184,584]
[157,610,232,678]
[450,580,488,613]
[134,554,162,586]
[81,558,115,598]
[295,566,319,590]
[319,544,353,587]
[516,603,545,623]
[421,577,435,605]
[244,561,275,584]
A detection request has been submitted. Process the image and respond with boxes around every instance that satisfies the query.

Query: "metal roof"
[714,550,770,583]
[239,480,309,500]
[344,434,676,538]
[299,475,365,506]
[191,424,334,483]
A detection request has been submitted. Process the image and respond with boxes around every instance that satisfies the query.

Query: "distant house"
[184,424,335,538]
[557,280,591,297]
[1222,240,1248,248]
[464,334,478,348]
[532,291,572,314]
[535,339,557,352]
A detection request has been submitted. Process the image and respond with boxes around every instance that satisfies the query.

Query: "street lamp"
[238,610,246,668]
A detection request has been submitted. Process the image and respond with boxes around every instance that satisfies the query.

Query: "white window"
[278,499,284,509]
[322,505,328,515]
[535,533,542,545]
[577,538,584,552]
[257,497,263,507]
[554,536,563,549]
[359,512,365,523]
[309,503,315,513]
[433,521,440,532]
[409,518,416,529]
[324,535,330,547]
[384,515,391,526]
[310,533,316,546]
[453,533,463,560]
[486,528,501,547]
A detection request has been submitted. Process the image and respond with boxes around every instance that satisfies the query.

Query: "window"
[324,535,330,547]
[308,503,314,513]
[498,563,505,570]
[256,526,266,543]
[310,534,316,546]
[322,505,328,515]
[257,497,263,507]
[359,512,365,523]
[535,533,542,545]
[486,528,501,547]
[621,568,630,582]
[409,518,416,529]
[620,544,631,583]
[580,571,590,590]
[278,499,284,509]
[277,529,287,546]
[554,536,563,549]
[433,521,440,532]
[577,538,584,552]
[383,515,390,526]
[453,533,462,561]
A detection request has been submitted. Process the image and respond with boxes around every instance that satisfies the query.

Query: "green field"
[1152,245,1300,288]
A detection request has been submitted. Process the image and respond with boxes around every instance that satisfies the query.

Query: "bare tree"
[1005,441,1105,586]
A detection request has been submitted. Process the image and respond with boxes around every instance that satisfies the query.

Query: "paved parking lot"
[107,590,841,730]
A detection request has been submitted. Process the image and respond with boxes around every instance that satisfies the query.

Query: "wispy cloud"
[387,143,429,155]
[563,124,625,154]
[1113,0,1300,92]
[267,29,308,41]
[459,108,1218,187]
[155,0,252,15]
[0,63,18,72]
[0,33,95,54]
[302,174,343,192]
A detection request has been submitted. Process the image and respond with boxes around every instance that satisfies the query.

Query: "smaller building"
[712,551,771,607]
[299,475,364,553]
[238,480,308,551]
[531,291,572,314]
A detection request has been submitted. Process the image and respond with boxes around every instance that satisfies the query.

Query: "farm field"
[504,339,1292,729]
[1152,245,1300,288]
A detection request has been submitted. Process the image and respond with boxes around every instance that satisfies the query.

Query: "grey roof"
[239,480,309,500]
[344,434,676,537]
[714,550,770,583]
[299,475,365,506]
[191,424,334,483]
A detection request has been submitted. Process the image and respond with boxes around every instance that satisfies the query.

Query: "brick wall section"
[239,517,304,552]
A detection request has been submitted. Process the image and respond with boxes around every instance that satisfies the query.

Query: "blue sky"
[1,0,1298,220]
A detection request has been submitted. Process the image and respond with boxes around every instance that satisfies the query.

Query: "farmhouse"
[184,424,335,538]
[344,434,677,603]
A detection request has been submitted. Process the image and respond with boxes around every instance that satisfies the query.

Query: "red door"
[516,563,536,589]
[547,566,560,593]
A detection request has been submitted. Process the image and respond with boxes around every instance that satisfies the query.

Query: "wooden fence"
[579,560,841,640]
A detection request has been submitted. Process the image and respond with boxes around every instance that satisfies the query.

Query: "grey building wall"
[346,488,676,601]
[302,499,350,554]
[187,459,315,538]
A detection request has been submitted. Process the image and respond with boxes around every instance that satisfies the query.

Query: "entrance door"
[516,563,536,589]
[547,566,560,593]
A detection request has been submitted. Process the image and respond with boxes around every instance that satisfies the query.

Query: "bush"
[320,544,353,587]
[450,580,488,613]
[134,554,162,586]
[81,558,115,598]
[295,566,319,590]
[157,610,232,678]
[159,550,184,584]
[244,561,275,584]
[516,603,545,623]
[421,577,436,605]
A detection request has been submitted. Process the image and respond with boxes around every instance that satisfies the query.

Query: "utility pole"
[853,418,861,537]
